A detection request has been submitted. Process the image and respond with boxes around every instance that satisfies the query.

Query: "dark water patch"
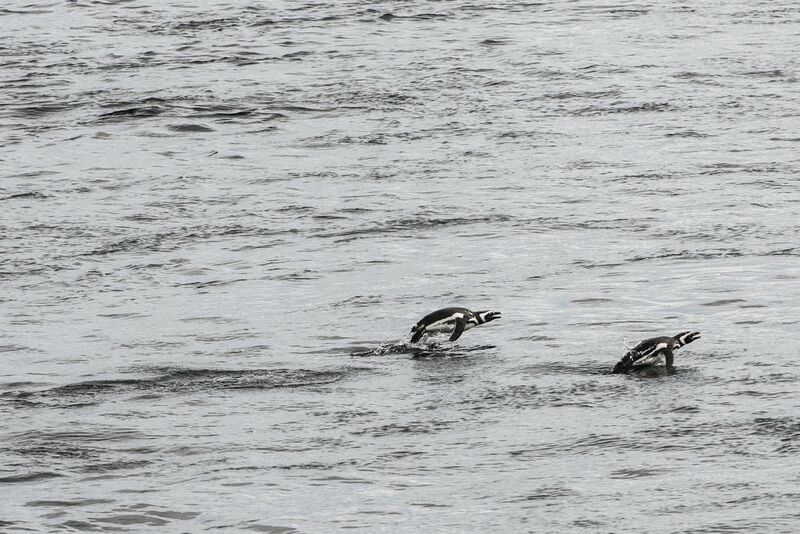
[96,106,164,121]
[751,417,800,453]
[566,433,675,454]
[0,471,64,484]
[272,104,341,114]
[670,405,701,413]
[510,434,640,458]
[97,312,146,320]
[79,459,152,473]
[1,191,49,201]
[167,123,215,132]
[625,365,700,380]
[177,278,249,289]
[316,214,512,241]
[379,12,449,22]
[250,18,277,27]
[700,162,793,176]
[510,334,557,342]
[27,498,115,507]
[2,429,147,464]
[504,486,578,502]
[769,136,800,142]
[0,381,50,392]
[540,89,622,100]
[89,514,168,527]
[172,17,241,32]
[516,361,610,376]
[312,474,373,485]
[469,384,541,411]
[282,50,313,60]
[609,467,666,479]
[189,106,256,118]
[764,247,799,257]
[572,101,672,116]
[6,367,356,407]
[1,169,59,180]
[351,420,455,437]
[739,373,798,385]
[12,103,74,117]
[179,316,238,324]
[638,418,767,454]
[568,318,656,327]
[740,69,789,78]
[275,459,359,471]
[0,7,54,15]
[0,344,43,354]
[621,249,745,265]
[479,38,512,46]
[333,295,384,307]
[572,519,606,528]
[79,225,294,257]
[242,524,297,533]
[272,270,321,281]
[681,520,772,533]
[701,299,747,306]
[546,381,633,408]
[665,130,710,138]
[673,70,725,85]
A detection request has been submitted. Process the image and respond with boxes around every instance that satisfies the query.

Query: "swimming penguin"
[410,307,501,343]
[609,331,701,374]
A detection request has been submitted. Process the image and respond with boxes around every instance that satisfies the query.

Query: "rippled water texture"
[2,1,800,532]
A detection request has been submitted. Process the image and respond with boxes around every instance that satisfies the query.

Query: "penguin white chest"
[424,314,474,334]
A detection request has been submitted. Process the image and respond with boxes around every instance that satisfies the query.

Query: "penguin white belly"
[425,320,455,334]
[424,316,475,334]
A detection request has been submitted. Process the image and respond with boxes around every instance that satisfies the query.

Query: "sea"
[2,1,799,532]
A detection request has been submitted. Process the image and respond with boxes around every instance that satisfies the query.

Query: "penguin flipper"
[449,319,466,342]
[664,348,674,371]
[410,328,425,344]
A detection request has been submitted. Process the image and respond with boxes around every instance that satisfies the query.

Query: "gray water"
[2,1,800,532]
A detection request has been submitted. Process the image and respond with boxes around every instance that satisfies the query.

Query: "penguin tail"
[609,354,634,375]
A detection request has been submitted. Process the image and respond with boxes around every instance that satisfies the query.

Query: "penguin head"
[674,331,701,347]
[477,311,501,324]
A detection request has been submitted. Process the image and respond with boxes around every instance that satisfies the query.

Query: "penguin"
[410,307,501,343]
[609,331,701,374]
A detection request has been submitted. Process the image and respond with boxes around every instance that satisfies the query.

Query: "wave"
[2,366,359,407]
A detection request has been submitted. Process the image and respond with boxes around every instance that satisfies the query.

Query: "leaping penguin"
[410,307,501,343]
[609,331,701,374]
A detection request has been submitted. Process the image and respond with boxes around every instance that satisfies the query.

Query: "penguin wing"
[664,347,674,369]
[630,341,671,367]
[410,327,426,344]
[449,319,466,342]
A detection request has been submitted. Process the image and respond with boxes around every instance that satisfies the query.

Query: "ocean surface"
[2,1,800,532]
